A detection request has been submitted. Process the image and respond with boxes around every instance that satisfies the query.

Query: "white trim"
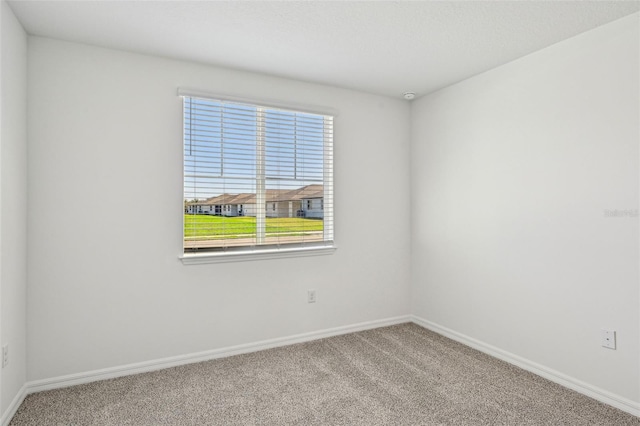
[25,315,409,395]
[322,116,334,242]
[177,88,339,117]
[410,315,640,418]
[1,384,27,426]
[255,106,266,245]
[8,315,636,424]
[180,245,336,265]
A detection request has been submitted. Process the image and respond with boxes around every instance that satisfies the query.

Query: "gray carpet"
[10,323,640,425]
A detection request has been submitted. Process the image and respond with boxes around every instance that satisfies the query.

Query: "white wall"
[0,0,28,416]
[27,37,411,381]
[411,13,639,403]
[20,8,639,417]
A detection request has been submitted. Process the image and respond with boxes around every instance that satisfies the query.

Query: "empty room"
[1,0,639,424]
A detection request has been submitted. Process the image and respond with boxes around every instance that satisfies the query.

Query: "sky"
[184,97,328,201]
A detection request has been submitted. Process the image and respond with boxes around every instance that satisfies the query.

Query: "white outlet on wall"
[601,329,616,350]
[307,290,316,303]
[2,345,8,368]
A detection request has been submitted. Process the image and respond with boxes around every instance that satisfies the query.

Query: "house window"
[182,93,334,257]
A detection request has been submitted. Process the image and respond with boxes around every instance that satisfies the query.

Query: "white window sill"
[179,245,337,265]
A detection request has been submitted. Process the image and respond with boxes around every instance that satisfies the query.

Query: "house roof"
[285,184,324,200]
[186,185,324,205]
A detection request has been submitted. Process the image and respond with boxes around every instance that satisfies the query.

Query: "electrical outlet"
[601,329,616,350]
[307,290,316,303]
[2,345,8,368]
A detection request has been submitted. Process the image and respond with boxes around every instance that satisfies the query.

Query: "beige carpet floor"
[10,323,640,425]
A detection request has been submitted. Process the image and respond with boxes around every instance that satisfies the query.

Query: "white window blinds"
[183,95,334,253]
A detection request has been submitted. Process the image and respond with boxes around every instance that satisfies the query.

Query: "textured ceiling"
[8,1,640,99]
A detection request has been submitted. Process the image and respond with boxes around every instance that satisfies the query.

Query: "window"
[182,94,334,257]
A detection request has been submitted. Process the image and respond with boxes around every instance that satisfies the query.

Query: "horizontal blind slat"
[184,96,333,252]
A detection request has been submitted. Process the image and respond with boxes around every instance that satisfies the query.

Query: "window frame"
[178,89,337,264]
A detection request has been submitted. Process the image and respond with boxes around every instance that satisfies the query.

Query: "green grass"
[184,214,323,240]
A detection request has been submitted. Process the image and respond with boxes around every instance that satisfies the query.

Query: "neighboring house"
[296,185,324,219]
[265,189,301,218]
[226,193,257,217]
[301,198,323,219]
[185,193,255,217]
[184,200,212,215]
[185,185,324,219]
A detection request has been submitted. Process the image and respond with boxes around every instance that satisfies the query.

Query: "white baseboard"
[1,384,27,426]
[4,314,637,424]
[25,315,411,396]
[410,315,640,418]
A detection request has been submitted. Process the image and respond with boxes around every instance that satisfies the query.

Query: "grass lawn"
[184,214,323,240]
